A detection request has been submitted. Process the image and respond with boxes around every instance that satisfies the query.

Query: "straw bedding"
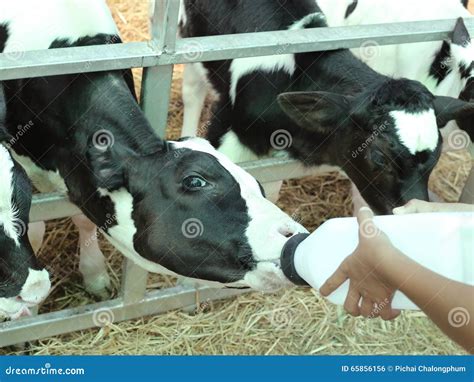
[1,0,472,355]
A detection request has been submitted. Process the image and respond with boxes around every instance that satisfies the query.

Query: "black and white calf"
[0,0,306,296]
[317,0,474,145]
[0,87,50,320]
[180,0,474,214]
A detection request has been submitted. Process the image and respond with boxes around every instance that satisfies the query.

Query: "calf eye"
[372,151,386,168]
[182,175,208,191]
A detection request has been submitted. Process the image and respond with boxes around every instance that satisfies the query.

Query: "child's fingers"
[378,301,400,321]
[320,267,348,297]
[360,297,376,318]
[343,285,361,317]
[393,199,430,215]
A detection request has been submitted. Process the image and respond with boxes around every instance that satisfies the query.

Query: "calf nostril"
[15,296,24,302]
[278,227,295,238]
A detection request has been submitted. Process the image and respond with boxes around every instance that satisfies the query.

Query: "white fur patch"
[320,0,474,101]
[0,0,117,53]
[451,42,474,72]
[218,131,260,163]
[0,145,20,245]
[12,153,67,194]
[178,0,187,27]
[390,109,440,154]
[228,10,324,104]
[19,268,51,304]
[0,268,50,319]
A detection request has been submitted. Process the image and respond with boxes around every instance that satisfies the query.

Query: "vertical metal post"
[141,0,181,138]
[121,259,149,304]
[120,0,182,305]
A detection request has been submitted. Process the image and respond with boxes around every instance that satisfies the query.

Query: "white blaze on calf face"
[0,145,20,245]
[390,109,440,155]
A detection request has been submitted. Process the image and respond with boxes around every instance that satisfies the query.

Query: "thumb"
[357,207,379,239]
[357,206,375,224]
[393,199,425,215]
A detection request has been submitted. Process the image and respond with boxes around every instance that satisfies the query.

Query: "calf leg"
[72,215,111,299]
[28,221,46,254]
[182,63,209,137]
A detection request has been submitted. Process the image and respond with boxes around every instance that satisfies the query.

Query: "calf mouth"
[240,260,295,293]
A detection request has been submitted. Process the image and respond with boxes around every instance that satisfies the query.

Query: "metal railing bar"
[0,19,472,81]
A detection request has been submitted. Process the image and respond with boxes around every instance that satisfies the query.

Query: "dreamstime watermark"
[84,214,117,248]
[4,363,85,376]
[3,120,34,150]
[181,218,204,239]
[270,129,293,150]
[351,120,389,159]
[4,42,26,62]
[368,298,390,319]
[270,308,293,329]
[182,40,204,61]
[448,307,470,328]
[359,218,380,239]
[359,40,380,61]
[92,129,115,151]
[92,308,115,327]
[447,130,470,151]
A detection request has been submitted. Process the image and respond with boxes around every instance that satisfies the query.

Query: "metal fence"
[0,0,472,347]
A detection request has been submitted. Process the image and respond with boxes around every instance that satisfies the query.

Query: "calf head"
[0,136,50,320]
[452,18,474,140]
[279,79,474,214]
[88,137,307,292]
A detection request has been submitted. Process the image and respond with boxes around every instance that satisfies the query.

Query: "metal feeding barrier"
[0,0,472,347]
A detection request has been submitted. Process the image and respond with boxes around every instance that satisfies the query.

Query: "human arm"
[319,207,474,353]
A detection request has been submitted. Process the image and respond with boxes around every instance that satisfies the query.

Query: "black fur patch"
[345,0,358,18]
[0,23,9,53]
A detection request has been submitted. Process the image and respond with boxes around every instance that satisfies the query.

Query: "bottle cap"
[280,233,310,286]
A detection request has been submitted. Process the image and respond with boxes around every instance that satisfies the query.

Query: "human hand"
[319,207,401,320]
[393,199,474,215]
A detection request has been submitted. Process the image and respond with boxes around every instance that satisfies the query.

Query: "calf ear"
[278,91,353,134]
[433,96,474,128]
[452,18,470,47]
[87,140,130,191]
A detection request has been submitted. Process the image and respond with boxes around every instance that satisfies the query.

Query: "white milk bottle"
[281,212,474,310]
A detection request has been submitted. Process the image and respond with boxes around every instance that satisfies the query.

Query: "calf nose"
[276,221,308,239]
[19,269,51,304]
